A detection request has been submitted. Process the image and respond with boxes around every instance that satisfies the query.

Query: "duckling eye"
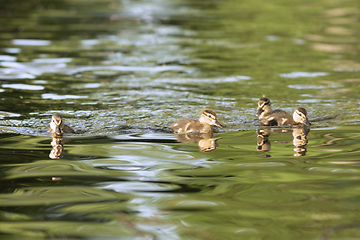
[206,114,215,119]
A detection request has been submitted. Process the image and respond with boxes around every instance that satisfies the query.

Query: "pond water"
[0,0,359,239]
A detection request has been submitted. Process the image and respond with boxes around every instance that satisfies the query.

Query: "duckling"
[47,113,75,135]
[170,109,222,134]
[256,98,311,126]
[256,98,291,126]
[292,107,311,126]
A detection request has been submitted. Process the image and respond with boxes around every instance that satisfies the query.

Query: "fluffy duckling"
[47,113,75,135]
[257,98,311,126]
[170,109,222,134]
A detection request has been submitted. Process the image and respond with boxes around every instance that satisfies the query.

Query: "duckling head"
[256,97,272,116]
[198,109,222,128]
[49,113,65,135]
[293,107,311,126]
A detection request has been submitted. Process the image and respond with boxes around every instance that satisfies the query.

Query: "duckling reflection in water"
[170,109,222,134]
[256,98,311,126]
[255,127,310,157]
[47,113,75,135]
[256,128,271,152]
[49,135,64,159]
[175,132,222,152]
[293,127,310,156]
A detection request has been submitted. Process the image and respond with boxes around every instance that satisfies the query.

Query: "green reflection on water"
[1,126,360,239]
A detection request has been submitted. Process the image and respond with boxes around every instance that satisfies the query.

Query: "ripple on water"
[32,80,48,84]
[288,84,340,89]
[32,58,72,63]
[41,93,88,100]
[101,182,182,193]
[2,84,44,91]
[0,55,16,61]
[280,72,328,78]
[0,111,21,119]
[65,65,184,75]
[80,102,99,105]
[0,186,121,207]
[84,83,101,88]
[1,48,21,54]
[308,167,357,173]
[175,200,222,208]
[234,190,311,204]
[0,68,36,79]
[297,99,323,103]
[153,75,251,84]
[12,39,51,46]
[109,134,177,141]
[168,154,195,160]
[238,162,287,167]
[112,143,151,150]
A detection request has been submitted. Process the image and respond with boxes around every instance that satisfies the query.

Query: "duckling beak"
[303,118,311,126]
[214,120,223,128]
[55,125,63,135]
[256,107,263,116]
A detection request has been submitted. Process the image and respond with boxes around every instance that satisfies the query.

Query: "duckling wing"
[271,109,293,126]
[260,116,278,126]
[170,118,199,134]
[63,124,76,133]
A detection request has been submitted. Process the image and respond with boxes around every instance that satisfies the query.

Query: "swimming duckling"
[170,109,222,134]
[256,98,311,126]
[47,113,75,135]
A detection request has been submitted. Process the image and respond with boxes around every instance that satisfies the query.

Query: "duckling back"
[259,109,293,126]
[170,118,213,134]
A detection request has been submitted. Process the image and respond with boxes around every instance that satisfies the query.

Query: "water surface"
[0,0,359,239]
